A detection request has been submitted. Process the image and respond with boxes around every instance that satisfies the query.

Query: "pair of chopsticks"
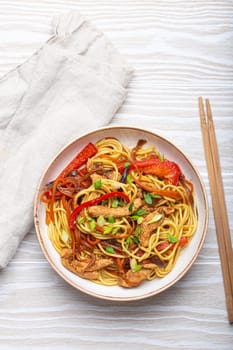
[199,97,233,323]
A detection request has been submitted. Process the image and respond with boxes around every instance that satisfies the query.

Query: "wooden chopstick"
[199,97,233,323]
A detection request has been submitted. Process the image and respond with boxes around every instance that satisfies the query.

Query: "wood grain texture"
[0,0,233,349]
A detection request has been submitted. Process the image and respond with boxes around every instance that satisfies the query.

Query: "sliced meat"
[61,248,113,280]
[139,206,174,247]
[88,197,142,218]
[118,267,154,288]
[71,257,113,272]
[61,258,100,280]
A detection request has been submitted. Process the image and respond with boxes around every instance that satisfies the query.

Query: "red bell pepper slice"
[69,191,130,230]
[142,158,181,186]
[58,142,98,179]
[179,236,189,247]
[117,155,181,186]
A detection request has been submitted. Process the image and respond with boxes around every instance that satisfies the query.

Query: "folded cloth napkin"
[0,12,133,268]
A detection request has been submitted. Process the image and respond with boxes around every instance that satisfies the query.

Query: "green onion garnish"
[130,258,142,272]
[94,179,102,189]
[167,233,178,243]
[89,220,96,232]
[104,226,113,235]
[105,246,115,254]
[124,162,131,168]
[128,202,134,212]
[107,215,115,224]
[134,209,147,216]
[144,192,153,205]
[126,174,132,184]
[148,213,162,224]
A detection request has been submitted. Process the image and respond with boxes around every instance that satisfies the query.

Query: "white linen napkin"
[0,12,133,268]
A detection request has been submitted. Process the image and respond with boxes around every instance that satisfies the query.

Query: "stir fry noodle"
[40,138,197,288]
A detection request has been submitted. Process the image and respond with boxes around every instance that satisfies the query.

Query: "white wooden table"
[1,1,233,349]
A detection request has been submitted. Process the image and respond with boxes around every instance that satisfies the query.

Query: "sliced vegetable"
[179,236,189,247]
[134,209,147,216]
[94,179,102,189]
[125,236,132,248]
[133,236,139,244]
[142,158,181,186]
[58,142,98,179]
[130,258,143,272]
[112,227,121,234]
[124,162,131,168]
[167,233,178,243]
[111,198,119,208]
[107,216,115,224]
[40,190,52,203]
[61,230,69,243]
[104,226,113,235]
[128,202,134,212]
[77,217,85,225]
[69,191,130,229]
[126,174,132,184]
[97,215,106,226]
[117,155,181,185]
[148,213,163,224]
[151,194,162,199]
[89,220,96,232]
[135,226,141,236]
[144,192,153,205]
[105,246,115,254]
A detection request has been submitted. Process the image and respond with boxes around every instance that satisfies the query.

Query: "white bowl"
[34,126,208,301]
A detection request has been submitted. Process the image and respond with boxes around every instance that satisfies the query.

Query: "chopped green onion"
[134,209,147,216]
[61,230,69,243]
[151,194,162,199]
[104,226,113,234]
[131,215,139,221]
[126,174,132,184]
[77,217,85,225]
[124,162,131,168]
[89,220,96,232]
[126,236,132,248]
[128,202,134,212]
[144,192,153,205]
[107,215,115,224]
[130,258,143,272]
[112,198,119,208]
[112,227,121,234]
[105,246,115,254]
[97,215,105,227]
[94,179,102,189]
[148,213,163,224]
[133,264,143,272]
[118,198,126,207]
[137,217,144,224]
[167,233,178,243]
[131,215,144,224]
[135,226,141,236]
[133,236,139,244]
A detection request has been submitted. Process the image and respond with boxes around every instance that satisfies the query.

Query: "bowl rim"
[34,125,209,301]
